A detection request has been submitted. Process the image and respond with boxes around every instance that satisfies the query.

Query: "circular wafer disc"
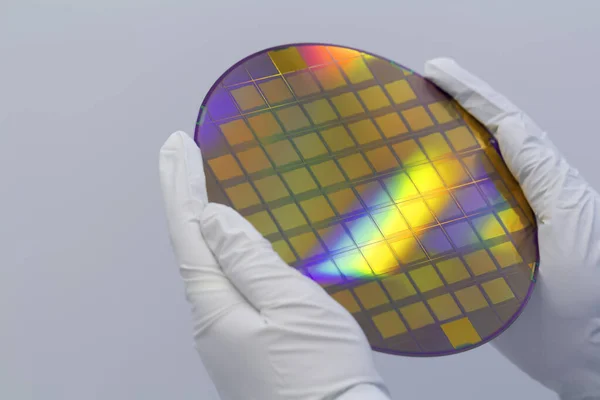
[194,43,539,356]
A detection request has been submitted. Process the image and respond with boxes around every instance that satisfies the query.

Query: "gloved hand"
[424,58,600,400]
[159,132,391,400]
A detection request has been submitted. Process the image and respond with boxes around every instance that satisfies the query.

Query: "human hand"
[159,132,391,400]
[424,58,600,400]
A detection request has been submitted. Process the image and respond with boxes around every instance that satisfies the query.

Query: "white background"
[3,1,599,399]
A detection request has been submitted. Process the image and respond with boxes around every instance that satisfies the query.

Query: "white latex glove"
[424,58,600,400]
[159,132,391,400]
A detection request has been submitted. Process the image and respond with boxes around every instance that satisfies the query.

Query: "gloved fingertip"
[424,57,460,76]
[159,131,191,155]
[159,130,209,207]
[423,57,470,98]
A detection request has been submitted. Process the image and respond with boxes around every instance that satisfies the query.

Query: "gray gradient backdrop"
[2,1,599,399]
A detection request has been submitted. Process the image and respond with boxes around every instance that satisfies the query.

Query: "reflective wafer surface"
[194,43,539,356]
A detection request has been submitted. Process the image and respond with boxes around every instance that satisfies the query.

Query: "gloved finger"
[423,58,545,137]
[200,203,328,313]
[159,131,255,331]
[424,58,571,220]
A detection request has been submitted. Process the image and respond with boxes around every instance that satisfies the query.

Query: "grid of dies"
[303,167,536,351]
[309,148,535,350]
[324,222,535,349]
[210,53,461,221]
[200,47,531,259]
[196,45,537,352]
[200,48,429,259]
